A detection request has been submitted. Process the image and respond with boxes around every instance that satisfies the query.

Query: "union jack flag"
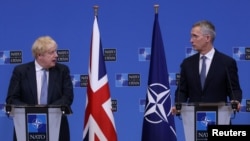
[83,15,118,141]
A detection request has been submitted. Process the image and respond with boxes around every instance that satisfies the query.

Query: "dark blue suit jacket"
[175,49,242,103]
[6,61,74,141]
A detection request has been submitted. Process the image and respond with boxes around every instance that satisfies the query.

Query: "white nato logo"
[32,118,43,129]
[144,83,171,124]
[201,116,212,127]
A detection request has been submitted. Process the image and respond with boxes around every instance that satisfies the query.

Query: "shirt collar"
[200,47,215,60]
[35,60,43,71]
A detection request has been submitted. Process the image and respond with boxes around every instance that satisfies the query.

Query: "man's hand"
[231,100,241,112]
[171,106,177,115]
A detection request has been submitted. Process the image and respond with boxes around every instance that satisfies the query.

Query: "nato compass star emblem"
[201,116,212,127]
[144,83,171,124]
[32,118,43,129]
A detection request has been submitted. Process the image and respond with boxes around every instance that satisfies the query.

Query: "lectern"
[5,105,72,141]
[178,103,233,141]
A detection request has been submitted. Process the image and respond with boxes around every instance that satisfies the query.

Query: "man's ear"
[205,35,211,42]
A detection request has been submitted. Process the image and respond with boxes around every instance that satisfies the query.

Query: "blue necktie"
[40,69,48,104]
[200,56,206,89]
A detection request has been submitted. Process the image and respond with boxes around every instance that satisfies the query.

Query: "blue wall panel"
[1,0,250,141]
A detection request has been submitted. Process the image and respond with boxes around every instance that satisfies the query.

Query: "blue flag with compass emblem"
[141,13,177,141]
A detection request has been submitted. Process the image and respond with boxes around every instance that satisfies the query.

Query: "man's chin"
[192,47,198,51]
[50,63,56,67]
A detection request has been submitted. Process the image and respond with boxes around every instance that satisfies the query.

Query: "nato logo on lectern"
[196,111,216,140]
[27,114,48,141]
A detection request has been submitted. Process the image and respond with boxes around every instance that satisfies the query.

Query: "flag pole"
[154,4,159,14]
[93,5,99,16]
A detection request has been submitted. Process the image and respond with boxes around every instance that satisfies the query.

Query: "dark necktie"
[40,69,48,104]
[200,56,206,89]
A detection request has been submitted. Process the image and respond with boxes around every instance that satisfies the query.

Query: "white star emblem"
[32,118,43,129]
[144,83,171,124]
[201,116,212,127]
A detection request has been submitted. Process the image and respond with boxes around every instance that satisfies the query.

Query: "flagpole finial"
[93,5,99,16]
[154,4,159,14]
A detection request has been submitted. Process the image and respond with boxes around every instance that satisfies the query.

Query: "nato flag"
[141,13,177,141]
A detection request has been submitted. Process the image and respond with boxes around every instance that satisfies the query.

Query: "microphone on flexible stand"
[175,72,182,117]
[225,67,238,118]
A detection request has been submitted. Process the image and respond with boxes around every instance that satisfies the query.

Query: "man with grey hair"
[6,35,74,141]
[171,20,242,115]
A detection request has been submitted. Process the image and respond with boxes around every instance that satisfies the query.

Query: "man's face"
[39,45,58,68]
[190,26,208,52]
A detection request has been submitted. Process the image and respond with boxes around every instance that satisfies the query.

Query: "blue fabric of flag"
[141,13,177,141]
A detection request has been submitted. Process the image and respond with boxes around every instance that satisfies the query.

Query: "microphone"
[61,105,66,115]
[225,67,238,116]
[175,72,182,116]
[5,104,12,117]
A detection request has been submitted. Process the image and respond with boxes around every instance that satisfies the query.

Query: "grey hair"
[192,20,216,42]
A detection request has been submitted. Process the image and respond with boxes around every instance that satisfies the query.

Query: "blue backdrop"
[0,0,250,141]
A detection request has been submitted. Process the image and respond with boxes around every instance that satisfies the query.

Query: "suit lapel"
[48,67,57,103]
[192,54,202,89]
[26,62,38,104]
[203,51,218,90]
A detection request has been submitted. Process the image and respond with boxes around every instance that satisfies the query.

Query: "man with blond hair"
[6,36,74,141]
